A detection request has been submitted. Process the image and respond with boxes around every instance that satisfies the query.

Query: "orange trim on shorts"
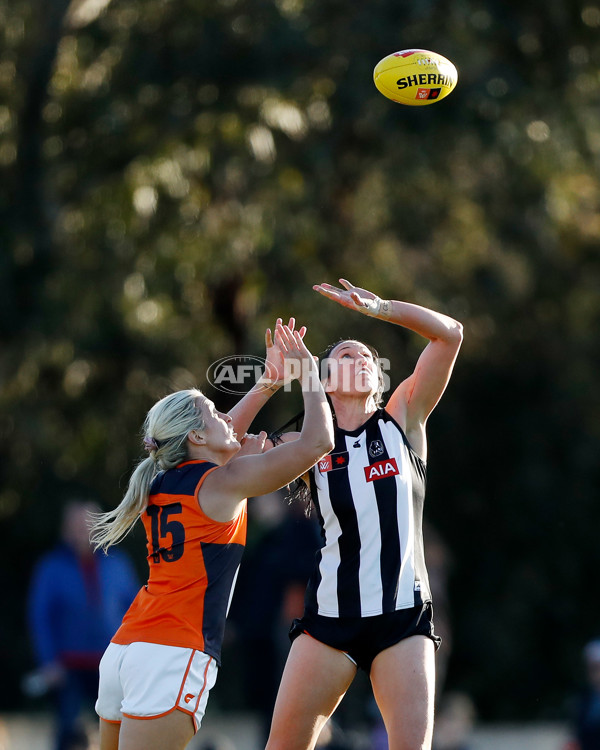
[122,707,178,721]
[121,651,214,733]
[99,717,122,725]
[192,655,213,726]
[175,650,196,707]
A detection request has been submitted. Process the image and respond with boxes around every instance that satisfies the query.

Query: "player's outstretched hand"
[313,278,379,314]
[263,317,307,385]
[274,322,318,387]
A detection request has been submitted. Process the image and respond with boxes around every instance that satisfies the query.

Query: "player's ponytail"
[267,410,313,514]
[90,389,206,552]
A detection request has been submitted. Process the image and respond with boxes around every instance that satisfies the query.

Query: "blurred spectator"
[432,692,476,750]
[566,639,600,750]
[316,717,370,750]
[423,521,454,698]
[25,499,139,750]
[193,736,236,750]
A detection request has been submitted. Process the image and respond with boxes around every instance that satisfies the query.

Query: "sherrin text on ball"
[373,49,458,106]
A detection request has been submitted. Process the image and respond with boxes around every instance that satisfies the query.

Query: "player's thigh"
[99,718,120,750]
[118,710,195,750]
[266,633,357,750]
[370,635,436,750]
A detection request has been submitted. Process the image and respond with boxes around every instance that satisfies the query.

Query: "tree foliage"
[1,0,600,719]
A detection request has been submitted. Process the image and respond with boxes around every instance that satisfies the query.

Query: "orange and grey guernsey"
[111,460,247,665]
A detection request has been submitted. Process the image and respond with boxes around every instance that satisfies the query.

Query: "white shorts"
[95,642,218,732]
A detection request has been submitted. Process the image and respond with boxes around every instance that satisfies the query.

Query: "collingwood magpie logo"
[368,440,384,458]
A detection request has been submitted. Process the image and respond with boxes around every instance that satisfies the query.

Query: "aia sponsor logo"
[318,451,349,473]
[364,457,399,482]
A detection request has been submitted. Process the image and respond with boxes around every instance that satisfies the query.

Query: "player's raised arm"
[314,278,463,457]
[226,317,307,438]
[199,324,334,522]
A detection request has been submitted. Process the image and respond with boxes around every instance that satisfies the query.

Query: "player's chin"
[354,374,377,393]
[223,441,242,462]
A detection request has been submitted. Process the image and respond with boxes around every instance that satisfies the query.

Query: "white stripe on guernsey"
[384,421,416,609]
[314,472,344,617]
[345,433,385,617]
[226,565,240,617]
[346,432,383,617]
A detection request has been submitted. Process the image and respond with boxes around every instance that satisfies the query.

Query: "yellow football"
[373,49,458,106]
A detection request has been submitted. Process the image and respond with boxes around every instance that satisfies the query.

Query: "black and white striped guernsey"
[306,408,430,618]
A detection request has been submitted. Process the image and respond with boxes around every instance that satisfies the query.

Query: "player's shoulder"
[150,460,217,496]
[379,407,404,431]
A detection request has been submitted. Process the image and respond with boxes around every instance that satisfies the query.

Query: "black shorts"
[289,602,441,673]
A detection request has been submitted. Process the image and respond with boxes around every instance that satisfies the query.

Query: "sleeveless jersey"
[306,409,429,618]
[111,460,247,664]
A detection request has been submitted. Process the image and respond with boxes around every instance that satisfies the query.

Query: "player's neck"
[329,394,377,432]
[187,442,238,466]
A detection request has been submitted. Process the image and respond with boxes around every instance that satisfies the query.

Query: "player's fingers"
[274,326,289,352]
[339,278,354,290]
[287,329,300,351]
[281,323,297,347]
[294,330,312,356]
[298,325,307,338]
[265,328,273,348]
[313,285,340,299]
[272,317,283,337]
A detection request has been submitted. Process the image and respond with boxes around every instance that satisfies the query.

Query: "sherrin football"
[373,49,458,106]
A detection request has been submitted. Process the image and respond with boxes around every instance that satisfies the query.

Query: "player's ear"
[188,430,206,446]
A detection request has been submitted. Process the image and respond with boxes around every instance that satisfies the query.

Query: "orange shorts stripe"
[121,706,177,721]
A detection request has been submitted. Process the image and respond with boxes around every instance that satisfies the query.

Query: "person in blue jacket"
[27,499,139,750]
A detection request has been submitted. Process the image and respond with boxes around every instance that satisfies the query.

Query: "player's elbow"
[316,422,335,456]
[447,320,464,345]
[299,432,334,462]
[317,432,335,457]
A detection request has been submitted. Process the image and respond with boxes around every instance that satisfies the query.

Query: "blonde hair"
[90,389,205,552]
